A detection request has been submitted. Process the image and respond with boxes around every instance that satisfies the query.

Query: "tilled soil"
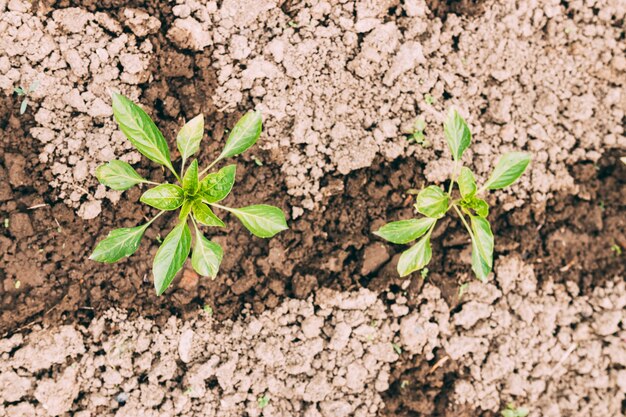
[1,0,625,416]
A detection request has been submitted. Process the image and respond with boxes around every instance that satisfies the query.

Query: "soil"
[0,0,625,416]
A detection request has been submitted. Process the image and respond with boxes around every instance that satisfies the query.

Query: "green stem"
[453,205,474,239]
[447,160,459,197]
[142,179,160,186]
[209,202,231,212]
[146,210,165,226]
[198,157,221,178]
[180,158,186,181]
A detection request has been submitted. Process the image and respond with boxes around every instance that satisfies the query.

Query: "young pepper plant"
[374,109,531,281]
[90,93,288,295]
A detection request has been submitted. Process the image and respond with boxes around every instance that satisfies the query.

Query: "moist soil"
[1,1,625,416]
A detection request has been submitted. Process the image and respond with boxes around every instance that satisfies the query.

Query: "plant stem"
[198,157,221,178]
[447,160,459,197]
[180,158,186,180]
[142,179,160,186]
[452,204,474,239]
[146,210,165,226]
[209,202,231,212]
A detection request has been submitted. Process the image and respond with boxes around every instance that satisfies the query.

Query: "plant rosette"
[374,108,531,281]
[90,93,288,295]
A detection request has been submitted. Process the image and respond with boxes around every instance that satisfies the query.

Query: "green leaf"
[457,167,476,199]
[191,228,223,278]
[199,164,236,203]
[14,87,25,95]
[443,108,471,161]
[183,160,199,196]
[483,152,531,190]
[415,185,449,218]
[140,184,184,210]
[226,204,288,238]
[112,93,173,171]
[179,199,193,220]
[20,99,27,114]
[177,114,204,161]
[397,234,432,277]
[218,111,262,161]
[192,201,225,227]
[374,217,436,244]
[90,224,148,263]
[95,160,146,190]
[153,222,191,296]
[460,196,489,218]
[470,216,494,281]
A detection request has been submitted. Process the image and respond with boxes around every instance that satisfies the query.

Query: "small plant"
[90,93,288,295]
[501,403,529,417]
[374,109,531,280]
[611,244,622,256]
[257,394,270,408]
[14,80,39,114]
[407,117,430,147]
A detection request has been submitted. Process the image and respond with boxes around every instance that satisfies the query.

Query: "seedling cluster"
[375,109,531,281]
[90,94,288,295]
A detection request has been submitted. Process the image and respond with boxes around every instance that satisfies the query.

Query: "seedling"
[203,304,213,315]
[90,94,288,295]
[258,395,270,408]
[424,94,435,105]
[420,267,429,279]
[392,343,402,355]
[501,403,529,417]
[458,282,469,298]
[611,244,622,256]
[407,117,430,147]
[14,80,39,114]
[374,109,531,280]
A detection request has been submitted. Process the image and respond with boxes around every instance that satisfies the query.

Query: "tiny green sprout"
[400,380,409,389]
[90,94,289,296]
[155,233,162,243]
[501,403,529,417]
[374,109,531,281]
[407,117,430,147]
[611,244,622,256]
[598,201,605,211]
[392,343,402,355]
[424,94,435,105]
[420,267,429,279]
[184,387,193,395]
[288,21,298,28]
[3,218,8,228]
[14,80,39,115]
[258,395,270,408]
[252,155,264,166]
[14,280,21,289]
[458,282,469,298]
[203,304,214,315]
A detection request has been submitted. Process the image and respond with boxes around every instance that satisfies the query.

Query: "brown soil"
[1,1,624,416]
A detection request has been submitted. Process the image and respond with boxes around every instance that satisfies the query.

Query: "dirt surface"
[0,0,625,415]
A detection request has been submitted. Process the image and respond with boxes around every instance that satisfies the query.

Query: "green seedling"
[424,94,435,105]
[90,93,288,295]
[611,244,622,256]
[203,304,214,315]
[14,80,39,114]
[420,267,429,279]
[374,109,531,281]
[501,403,529,417]
[392,343,402,355]
[407,117,430,147]
[458,282,469,298]
[252,155,264,166]
[258,395,270,408]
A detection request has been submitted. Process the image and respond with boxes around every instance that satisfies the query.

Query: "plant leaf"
[374,217,436,244]
[112,93,173,170]
[14,87,25,95]
[191,228,223,278]
[226,204,288,238]
[179,199,193,220]
[192,201,225,227]
[397,234,432,277]
[198,164,236,203]
[140,184,184,210]
[182,160,199,196]
[470,216,494,281]
[95,160,146,190]
[483,152,531,190]
[153,222,191,296]
[20,99,27,114]
[460,196,489,218]
[218,110,262,161]
[176,114,204,161]
[90,224,148,263]
[415,185,449,218]
[443,108,471,161]
[458,167,476,199]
